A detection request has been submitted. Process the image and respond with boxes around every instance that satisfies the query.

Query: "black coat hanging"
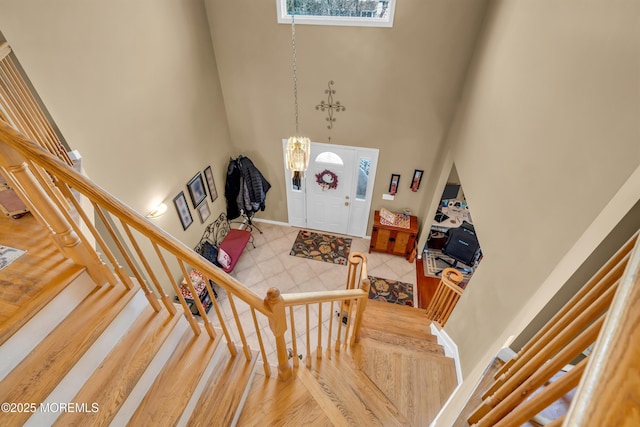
[225,155,271,221]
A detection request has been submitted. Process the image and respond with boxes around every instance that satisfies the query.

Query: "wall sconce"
[146,202,168,219]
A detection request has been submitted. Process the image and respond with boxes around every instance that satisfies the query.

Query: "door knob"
[345,202,349,206]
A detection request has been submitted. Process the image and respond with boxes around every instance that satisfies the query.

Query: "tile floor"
[204,220,418,363]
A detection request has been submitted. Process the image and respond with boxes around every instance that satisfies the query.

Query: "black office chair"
[436,221,480,275]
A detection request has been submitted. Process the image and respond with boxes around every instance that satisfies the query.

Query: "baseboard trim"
[251,218,372,239]
[429,322,464,427]
[430,323,463,384]
[250,218,289,227]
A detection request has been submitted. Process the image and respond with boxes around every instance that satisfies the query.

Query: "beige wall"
[204,0,488,229]
[0,0,235,289]
[435,0,640,423]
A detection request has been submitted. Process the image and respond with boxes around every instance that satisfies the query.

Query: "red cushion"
[218,229,251,273]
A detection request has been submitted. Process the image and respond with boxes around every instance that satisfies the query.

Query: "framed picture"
[411,169,424,192]
[187,172,207,208]
[173,191,193,230]
[389,174,400,195]
[197,201,211,223]
[203,166,218,202]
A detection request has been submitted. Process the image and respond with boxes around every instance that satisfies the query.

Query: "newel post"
[351,277,370,346]
[0,127,110,286]
[265,287,292,381]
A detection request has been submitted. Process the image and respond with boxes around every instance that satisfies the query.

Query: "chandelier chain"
[291,12,300,135]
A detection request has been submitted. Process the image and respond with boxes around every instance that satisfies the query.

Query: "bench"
[195,212,254,274]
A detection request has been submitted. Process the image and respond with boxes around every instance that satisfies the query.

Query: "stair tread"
[238,366,333,426]
[128,326,222,425]
[361,317,435,340]
[0,213,87,346]
[0,282,138,426]
[366,299,428,316]
[358,329,444,355]
[0,259,84,347]
[299,351,412,426]
[53,306,182,426]
[187,348,259,426]
[352,331,457,426]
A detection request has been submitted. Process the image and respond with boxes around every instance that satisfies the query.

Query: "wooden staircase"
[238,300,457,426]
[0,220,457,426]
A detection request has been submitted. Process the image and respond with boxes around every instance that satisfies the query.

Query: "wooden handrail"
[564,232,640,426]
[0,120,270,316]
[0,119,375,381]
[281,289,368,306]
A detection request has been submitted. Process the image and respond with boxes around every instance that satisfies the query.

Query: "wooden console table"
[369,210,419,260]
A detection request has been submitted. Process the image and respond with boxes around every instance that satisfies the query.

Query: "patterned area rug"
[0,245,26,271]
[290,230,352,265]
[368,275,414,307]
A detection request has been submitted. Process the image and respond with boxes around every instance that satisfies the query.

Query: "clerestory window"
[277,0,396,28]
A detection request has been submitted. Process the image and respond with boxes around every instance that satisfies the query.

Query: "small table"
[369,210,419,260]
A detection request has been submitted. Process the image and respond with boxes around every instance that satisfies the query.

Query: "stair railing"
[0,121,277,370]
[425,267,464,327]
[467,230,639,426]
[0,120,376,381]
[0,43,72,166]
[265,252,370,376]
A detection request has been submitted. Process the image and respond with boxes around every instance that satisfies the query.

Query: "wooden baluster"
[546,415,564,427]
[200,272,236,356]
[58,182,130,287]
[471,316,604,426]
[227,293,249,360]
[351,279,370,345]
[93,204,140,290]
[178,260,216,339]
[0,59,57,160]
[2,55,72,164]
[152,243,201,336]
[37,175,116,287]
[289,306,299,368]
[265,288,291,381]
[0,74,39,145]
[426,268,464,327]
[316,302,323,360]
[495,233,636,382]
[335,299,345,353]
[326,300,334,360]
[485,265,624,401]
[0,132,109,286]
[251,308,271,377]
[343,297,354,349]
[120,222,164,313]
[494,358,587,427]
[472,280,617,422]
[305,304,312,368]
[564,236,640,426]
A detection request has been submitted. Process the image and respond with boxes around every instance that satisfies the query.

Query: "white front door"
[283,141,378,237]
[306,145,355,234]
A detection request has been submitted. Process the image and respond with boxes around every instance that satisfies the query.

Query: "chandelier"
[285,1,311,188]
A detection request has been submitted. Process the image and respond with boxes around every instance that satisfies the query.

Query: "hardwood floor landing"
[238,367,333,427]
[0,213,84,345]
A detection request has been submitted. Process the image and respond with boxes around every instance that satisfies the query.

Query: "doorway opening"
[283,141,379,237]
[422,164,483,289]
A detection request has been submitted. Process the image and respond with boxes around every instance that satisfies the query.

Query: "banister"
[563,232,640,426]
[467,230,639,426]
[281,289,368,306]
[0,120,271,317]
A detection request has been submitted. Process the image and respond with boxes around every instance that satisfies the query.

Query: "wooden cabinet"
[369,211,419,260]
